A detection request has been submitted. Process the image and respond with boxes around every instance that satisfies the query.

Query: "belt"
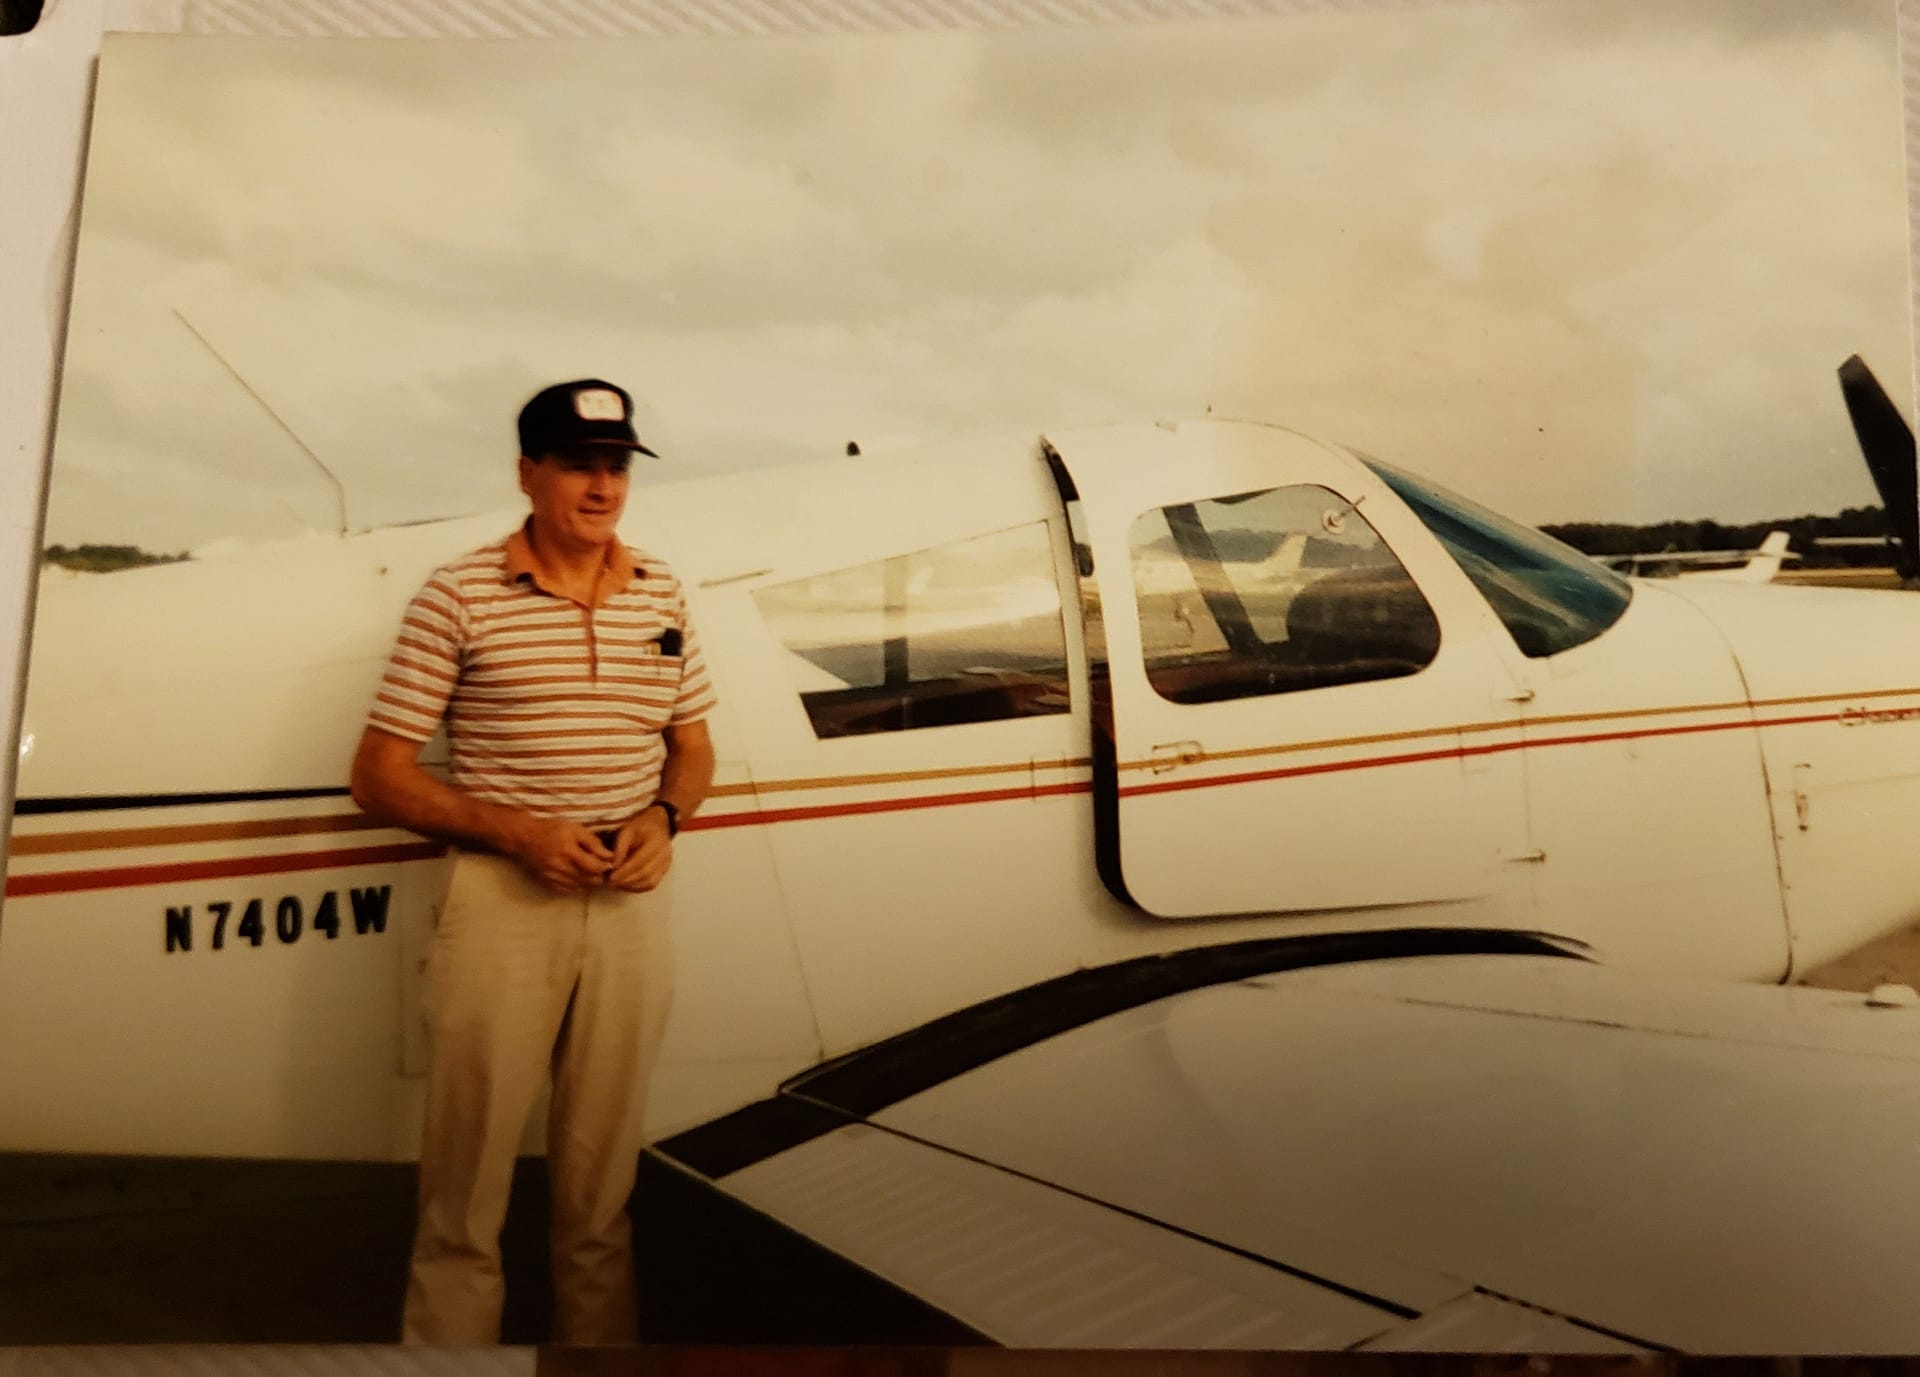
[454,825,626,857]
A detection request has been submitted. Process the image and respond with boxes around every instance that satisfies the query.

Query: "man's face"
[519,447,632,550]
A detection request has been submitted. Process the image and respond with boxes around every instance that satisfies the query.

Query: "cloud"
[51,0,1913,551]
[90,41,541,287]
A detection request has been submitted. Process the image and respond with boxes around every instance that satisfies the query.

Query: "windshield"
[1362,457,1631,658]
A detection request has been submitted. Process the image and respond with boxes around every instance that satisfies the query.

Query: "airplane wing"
[1596,548,1750,568]
[1598,532,1796,581]
[653,930,1920,1353]
[1676,530,1793,583]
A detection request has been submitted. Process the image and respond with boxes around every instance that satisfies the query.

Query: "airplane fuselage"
[7,420,1920,1159]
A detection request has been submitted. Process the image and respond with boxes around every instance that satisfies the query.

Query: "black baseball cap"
[517,379,659,459]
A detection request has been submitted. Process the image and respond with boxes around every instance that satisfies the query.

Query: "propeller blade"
[1838,354,1919,581]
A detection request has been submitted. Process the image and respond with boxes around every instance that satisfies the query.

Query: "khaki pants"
[403,850,675,1345]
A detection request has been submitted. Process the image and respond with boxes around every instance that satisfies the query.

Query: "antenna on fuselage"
[172,308,349,536]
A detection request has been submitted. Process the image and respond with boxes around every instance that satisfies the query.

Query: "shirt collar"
[504,521,640,605]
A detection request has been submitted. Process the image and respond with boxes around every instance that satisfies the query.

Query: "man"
[350,379,716,1346]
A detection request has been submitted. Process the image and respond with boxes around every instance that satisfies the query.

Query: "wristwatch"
[650,799,680,838]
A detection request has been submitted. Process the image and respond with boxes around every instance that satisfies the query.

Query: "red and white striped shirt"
[368,525,716,825]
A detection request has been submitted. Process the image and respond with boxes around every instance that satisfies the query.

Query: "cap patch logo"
[573,388,625,422]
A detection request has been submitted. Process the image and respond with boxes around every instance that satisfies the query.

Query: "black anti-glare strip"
[658,927,1579,1182]
[653,1094,858,1181]
[14,787,352,816]
[788,927,1580,1119]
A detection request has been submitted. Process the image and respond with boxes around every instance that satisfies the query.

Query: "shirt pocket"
[604,648,685,726]
[634,651,686,682]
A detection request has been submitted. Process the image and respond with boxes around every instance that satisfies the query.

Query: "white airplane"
[1688,527,1795,582]
[9,366,1920,1349]
[1599,529,1796,582]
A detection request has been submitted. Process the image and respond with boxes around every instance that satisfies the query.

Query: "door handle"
[1149,740,1204,774]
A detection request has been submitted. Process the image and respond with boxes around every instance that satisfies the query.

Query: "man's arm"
[606,719,716,892]
[655,718,717,821]
[350,726,612,892]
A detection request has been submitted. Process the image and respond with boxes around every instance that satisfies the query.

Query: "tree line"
[1542,506,1895,566]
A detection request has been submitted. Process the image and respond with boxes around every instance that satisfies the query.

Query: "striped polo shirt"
[368,524,717,825]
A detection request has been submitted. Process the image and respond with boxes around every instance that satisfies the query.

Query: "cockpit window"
[1129,485,1439,704]
[753,522,1071,738]
[1362,457,1631,658]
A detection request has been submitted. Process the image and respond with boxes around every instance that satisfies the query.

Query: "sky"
[42,0,1914,551]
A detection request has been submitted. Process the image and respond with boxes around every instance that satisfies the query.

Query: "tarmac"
[0,1151,981,1348]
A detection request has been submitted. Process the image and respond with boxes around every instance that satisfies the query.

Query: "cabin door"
[1045,424,1534,920]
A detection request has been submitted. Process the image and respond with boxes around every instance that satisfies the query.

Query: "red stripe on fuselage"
[1115,709,1830,798]
[5,842,447,898]
[691,779,1094,829]
[0,703,1884,894]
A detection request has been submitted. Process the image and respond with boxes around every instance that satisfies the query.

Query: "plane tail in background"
[1677,529,1792,584]
[1837,354,1919,582]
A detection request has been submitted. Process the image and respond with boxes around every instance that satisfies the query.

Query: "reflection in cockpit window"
[1130,485,1440,705]
[1362,457,1631,658]
[754,523,1071,738]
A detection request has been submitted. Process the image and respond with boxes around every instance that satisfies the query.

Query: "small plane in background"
[1598,528,1797,582]
[7,356,1920,1350]
[1796,533,1914,589]
[1597,354,1919,591]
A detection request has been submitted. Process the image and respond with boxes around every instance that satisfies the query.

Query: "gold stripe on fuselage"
[15,686,1918,855]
